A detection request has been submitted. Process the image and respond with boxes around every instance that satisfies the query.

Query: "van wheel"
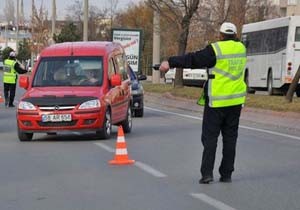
[96,109,112,139]
[267,71,274,95]
[18,128,33,141]
[121,106,132,133]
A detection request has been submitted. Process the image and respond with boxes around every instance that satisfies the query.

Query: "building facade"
[278,0,300,16]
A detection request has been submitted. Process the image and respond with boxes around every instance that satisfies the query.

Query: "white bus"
[242,16,300,96]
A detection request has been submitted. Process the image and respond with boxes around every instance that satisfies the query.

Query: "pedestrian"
[159,22,247,184]
[3,51,28,107]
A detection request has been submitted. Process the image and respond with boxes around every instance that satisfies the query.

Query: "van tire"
[18,128,33,141]
[96,109,112,139]
[121,106,132,133]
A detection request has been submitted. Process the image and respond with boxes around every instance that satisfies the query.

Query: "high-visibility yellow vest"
[208,40,247,107]
[3,59,17,84]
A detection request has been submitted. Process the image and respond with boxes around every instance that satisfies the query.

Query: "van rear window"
[32,57,103,87]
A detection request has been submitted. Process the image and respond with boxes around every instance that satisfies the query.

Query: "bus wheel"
[267,71,274,96]
[244,72,255,94]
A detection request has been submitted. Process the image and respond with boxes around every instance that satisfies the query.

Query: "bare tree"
[4,0,15,24]
[65,0,83,22]
[65,0,112,41]
[147,0,200,87]
[246,0,280,23]
[30,1,50,55]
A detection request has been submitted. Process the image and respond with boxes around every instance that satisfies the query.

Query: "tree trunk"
[174,17,190,88]
[285,65,300,102]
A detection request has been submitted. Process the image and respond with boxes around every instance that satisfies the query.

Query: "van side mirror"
[19,75,29,89]
[110,74,122,87]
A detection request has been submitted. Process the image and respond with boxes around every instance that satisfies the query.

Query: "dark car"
[128,66,147,117]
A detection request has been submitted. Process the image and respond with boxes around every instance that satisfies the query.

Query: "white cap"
[220,22,237,35]
[9,51,16,57]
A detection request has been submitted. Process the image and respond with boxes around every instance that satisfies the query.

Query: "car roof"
[40,41,123,57]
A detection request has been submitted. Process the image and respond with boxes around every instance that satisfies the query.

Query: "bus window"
[295,27,300,41]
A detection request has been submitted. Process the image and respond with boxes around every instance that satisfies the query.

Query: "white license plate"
[41,114,72,122]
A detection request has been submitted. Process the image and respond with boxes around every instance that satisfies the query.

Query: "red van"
[17,41,132,141]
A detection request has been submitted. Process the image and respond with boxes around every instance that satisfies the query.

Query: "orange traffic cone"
[0,92,4,103]
[109,125,135,165]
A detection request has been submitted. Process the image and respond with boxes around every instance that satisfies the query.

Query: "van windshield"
[32,57,103,87]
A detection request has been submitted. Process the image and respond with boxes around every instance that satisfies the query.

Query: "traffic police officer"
[3,51,28,107]
[159,22,247,184]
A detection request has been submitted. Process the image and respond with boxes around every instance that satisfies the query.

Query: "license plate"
[41,114,72,122]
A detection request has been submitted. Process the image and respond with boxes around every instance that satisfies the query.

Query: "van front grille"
[37,120,78,127]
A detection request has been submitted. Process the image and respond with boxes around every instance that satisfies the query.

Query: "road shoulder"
[145,92,300,133]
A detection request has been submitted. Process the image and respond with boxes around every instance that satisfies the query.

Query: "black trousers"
[200,104,242,178]
[3,83,16,106]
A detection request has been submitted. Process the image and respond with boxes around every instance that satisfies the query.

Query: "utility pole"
[152,10,161,84]
[20,0,24,26]
[51,0,56,44]
[16,0,19,53]
[83,0,88,41]
[5,24,8,48]
[31,0,35,68]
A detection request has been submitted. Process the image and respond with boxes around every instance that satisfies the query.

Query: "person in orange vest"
[3,51,28,107]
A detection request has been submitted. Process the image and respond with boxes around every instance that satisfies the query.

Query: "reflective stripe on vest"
[208,41,247,107]
[3,59,17,84]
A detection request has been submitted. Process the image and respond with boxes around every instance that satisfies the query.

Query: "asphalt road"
[1,73,300,210]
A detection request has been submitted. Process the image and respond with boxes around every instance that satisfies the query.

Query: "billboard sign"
[112,28,142,73]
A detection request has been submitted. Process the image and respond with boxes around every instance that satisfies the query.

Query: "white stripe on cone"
[117,136,125,142]
[116,148,128,155]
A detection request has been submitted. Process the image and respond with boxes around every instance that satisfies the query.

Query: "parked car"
[128,66,147,117]
[182,68,207,87]
[164,68,207,87]
[164,68,176,84]
[17,41,132,141]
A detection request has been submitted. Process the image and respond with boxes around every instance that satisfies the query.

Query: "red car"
[17,41,132,141]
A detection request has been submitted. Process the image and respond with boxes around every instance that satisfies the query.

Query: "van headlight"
[79,99,101,109]
[18,101,37,110]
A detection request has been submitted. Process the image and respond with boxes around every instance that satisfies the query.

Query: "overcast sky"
[0,0,139,20]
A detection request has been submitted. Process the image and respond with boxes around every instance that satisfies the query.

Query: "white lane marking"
[190,193,237,210]
[239,125,300,141]
[145,106,300,141]
[135,161,167,178]
[94,143,167,178]
[146,107,203,120]
[95,142,115,153]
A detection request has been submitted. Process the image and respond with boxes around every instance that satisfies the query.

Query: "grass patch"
[142,82,300,113]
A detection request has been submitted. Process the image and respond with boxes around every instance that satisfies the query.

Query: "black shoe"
[219,177,232,183]
[5,101,8,107]
[199,176,214,184]
[8,104,15,108]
